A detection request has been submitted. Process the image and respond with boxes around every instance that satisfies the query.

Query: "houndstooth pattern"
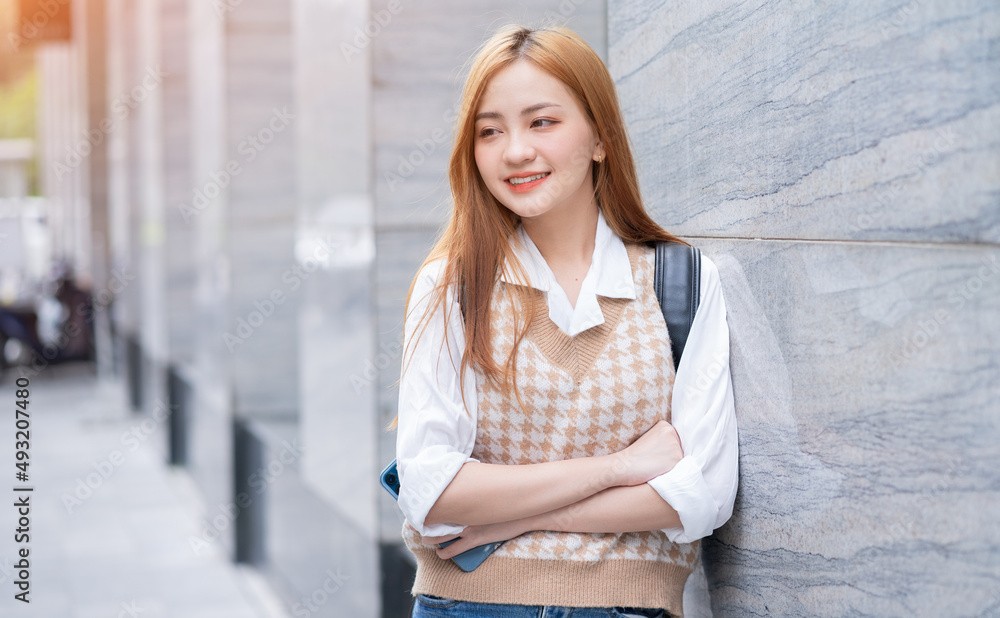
[471,243,699,569]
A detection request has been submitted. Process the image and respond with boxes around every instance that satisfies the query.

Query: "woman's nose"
[503,131,535,164]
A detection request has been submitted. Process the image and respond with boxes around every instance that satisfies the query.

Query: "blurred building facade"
[22,0,1000,616]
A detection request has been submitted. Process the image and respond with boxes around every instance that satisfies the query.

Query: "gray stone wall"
[609,1,1000,615]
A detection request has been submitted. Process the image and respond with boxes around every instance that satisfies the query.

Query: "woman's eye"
[478,127,499,138]
[532,118,557,128]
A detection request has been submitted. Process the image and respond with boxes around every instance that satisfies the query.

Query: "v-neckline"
[523,243,641,385]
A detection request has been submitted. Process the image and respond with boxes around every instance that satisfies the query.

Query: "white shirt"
[395,209,739,544]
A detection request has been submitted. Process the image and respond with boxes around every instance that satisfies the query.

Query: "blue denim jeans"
[411,594,669,618]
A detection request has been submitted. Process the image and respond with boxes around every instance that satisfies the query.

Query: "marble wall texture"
[609,1,1000,615]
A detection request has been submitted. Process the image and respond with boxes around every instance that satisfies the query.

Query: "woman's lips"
[505,172,550,193]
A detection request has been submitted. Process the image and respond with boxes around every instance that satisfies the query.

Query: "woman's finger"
[436,539,467,560]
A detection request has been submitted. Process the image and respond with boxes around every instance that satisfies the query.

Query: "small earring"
[595,154,603,163]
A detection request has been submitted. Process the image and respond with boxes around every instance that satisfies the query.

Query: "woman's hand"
[612,420,684,486]
[411,518,532,560]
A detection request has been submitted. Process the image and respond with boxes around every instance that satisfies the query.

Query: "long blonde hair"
[393,25,688,426]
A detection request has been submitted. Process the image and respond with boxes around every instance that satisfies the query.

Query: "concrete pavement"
[0,362,293,618]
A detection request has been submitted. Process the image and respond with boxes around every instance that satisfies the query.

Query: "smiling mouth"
[506,172,550,186]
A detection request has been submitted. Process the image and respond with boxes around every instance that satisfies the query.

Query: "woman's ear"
[593,141,605,163]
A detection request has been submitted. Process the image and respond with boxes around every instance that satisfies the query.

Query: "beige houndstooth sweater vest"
[403,242,699,615]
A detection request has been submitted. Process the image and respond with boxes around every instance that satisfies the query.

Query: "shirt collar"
[500,209,636,301]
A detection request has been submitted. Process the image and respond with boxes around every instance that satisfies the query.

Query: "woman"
[394,25,738,618]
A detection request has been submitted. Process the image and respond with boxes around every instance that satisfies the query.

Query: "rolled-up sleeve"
[395,259,479,538]
[647,255,739,543]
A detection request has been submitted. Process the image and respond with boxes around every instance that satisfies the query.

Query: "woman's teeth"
[508,173,549,185]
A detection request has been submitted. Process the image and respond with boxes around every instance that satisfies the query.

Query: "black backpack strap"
[653,241,701,368]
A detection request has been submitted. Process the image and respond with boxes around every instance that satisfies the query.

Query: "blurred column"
[183,0,300,562]
[222,0,298,420]
[80,0,111,376]
[160,0,196,372]
[105,0,146,410]
[110,0,197,454]
[104,0,130,382]
[227,0,299,570]
[35,1,84,273]
[186,0,233,554]
[134,0,168,417]
[105,0,190,425]
[276,0,381,614]
[145,0,197,466]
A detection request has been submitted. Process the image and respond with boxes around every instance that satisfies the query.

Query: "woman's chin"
[497,203,545,220]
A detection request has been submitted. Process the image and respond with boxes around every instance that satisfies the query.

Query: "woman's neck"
[521,202,600,269]
[520,199,601,309]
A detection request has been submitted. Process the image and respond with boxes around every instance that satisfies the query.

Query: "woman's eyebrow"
[475,102,562,122]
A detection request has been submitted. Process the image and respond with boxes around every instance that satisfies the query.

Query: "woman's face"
[473,60,604,223]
